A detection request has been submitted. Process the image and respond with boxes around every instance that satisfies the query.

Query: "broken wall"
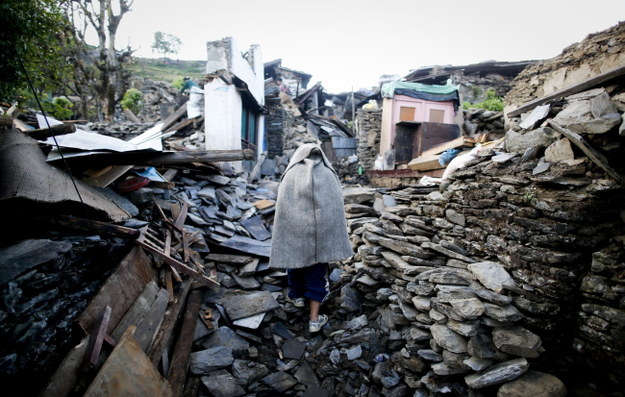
[355,107,382,170]
[505,21,625,116]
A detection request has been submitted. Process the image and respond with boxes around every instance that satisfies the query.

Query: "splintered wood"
[136,201,219,288]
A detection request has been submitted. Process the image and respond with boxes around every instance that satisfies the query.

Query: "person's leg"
[302,263,329,321]
[309,299,321,321]
[287,268,306,300]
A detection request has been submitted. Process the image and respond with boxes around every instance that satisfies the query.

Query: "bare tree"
[67,0,134,120]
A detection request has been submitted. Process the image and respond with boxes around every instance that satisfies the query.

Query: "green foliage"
[151,31,182,57]
[0,0,68,102]
[42,96,74,120]
[120,88,143,114]
[463,88,504,111]
[172,77,185,91]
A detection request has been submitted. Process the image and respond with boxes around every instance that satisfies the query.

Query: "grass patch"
[127,57,205,84]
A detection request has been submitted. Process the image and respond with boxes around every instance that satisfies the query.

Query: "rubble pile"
[0,238,133,397]
[462,109,505,141]
[505,21,625,110]
[337,186,561,395]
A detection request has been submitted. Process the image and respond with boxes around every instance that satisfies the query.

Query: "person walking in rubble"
[270,143,354,333]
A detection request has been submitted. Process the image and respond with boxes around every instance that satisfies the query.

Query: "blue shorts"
[287,263,329,303]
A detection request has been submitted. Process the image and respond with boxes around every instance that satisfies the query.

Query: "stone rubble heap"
[462,109,505,141]
[336,186,562,396]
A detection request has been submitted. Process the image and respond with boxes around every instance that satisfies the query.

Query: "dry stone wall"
[355,108,382,170]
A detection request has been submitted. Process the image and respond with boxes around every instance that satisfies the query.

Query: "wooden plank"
[547,119,625,185]
[161,103,187,131]
[82,306,114,368]
[110,281,160,342]
[78,246,157,333]
[83,326,173,397]
[134,288,170,352]
[507,64,625,117]
[204,253,254,265]
[407,155,444,171]
[149,279,193,366]
[163,115,201,134]
[174,203,189,229]
[420,136,475,158]
[40,337,90,397]
[167,289,202,397]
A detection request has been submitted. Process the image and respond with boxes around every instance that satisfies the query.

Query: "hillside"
[126,57,205,84]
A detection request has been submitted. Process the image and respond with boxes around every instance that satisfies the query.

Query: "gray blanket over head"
[269,143,353,269]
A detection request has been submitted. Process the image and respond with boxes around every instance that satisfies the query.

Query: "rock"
[200,369,246,397]
[493,327,543,358]
[532,162,551,175]
[463,356,493,371]
[372,361,401,388]
[553,90,621,134]
[464,358,529,389]
[472,286,513,306]
[449,298,485,320]
[340,284,363,312]
[329,349,341,365]
[430,324,468,353]
[519,105,551,130]
[447,319,480,337]
[231,359,269,386]
[294,362,319,387]
[201,326,250,353]
[467,261,515,293]
[468,332,498,359]
[445,209,466,226]
[483,303,524,322]
[497,370,567,397]
[190,346,234,374]
[504,127,558,154]
[417,349,443,362]
[544,138,575,163]
[282,338,305,360]
[345,314,368,330]
[346,345,363,360]
[261,371,298,393]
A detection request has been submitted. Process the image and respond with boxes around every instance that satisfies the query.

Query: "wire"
[14,47,90,217]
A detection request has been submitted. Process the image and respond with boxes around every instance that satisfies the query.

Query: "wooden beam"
[24,122,77,140]
[83,326,173,397]
[507,65,625,117]
[148,279,192,366]
[407,155,444,171]
[82,306,114,368]
[420,136,475,158]
[167,289,202,397]
[134,288,170,353]
[78,247,157,333]
[547,119,625,186]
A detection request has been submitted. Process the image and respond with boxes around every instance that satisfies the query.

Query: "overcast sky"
[112,0,624,93]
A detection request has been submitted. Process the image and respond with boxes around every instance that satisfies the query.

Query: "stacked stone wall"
[355,108,382,170]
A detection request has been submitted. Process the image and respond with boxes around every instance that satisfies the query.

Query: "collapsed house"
[1,22,625,397]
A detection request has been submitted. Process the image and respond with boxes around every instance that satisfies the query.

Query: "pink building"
[379,80,460,164]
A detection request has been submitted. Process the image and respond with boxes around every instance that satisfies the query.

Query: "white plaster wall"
[229,41,265,106]
[204,79,242,152]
